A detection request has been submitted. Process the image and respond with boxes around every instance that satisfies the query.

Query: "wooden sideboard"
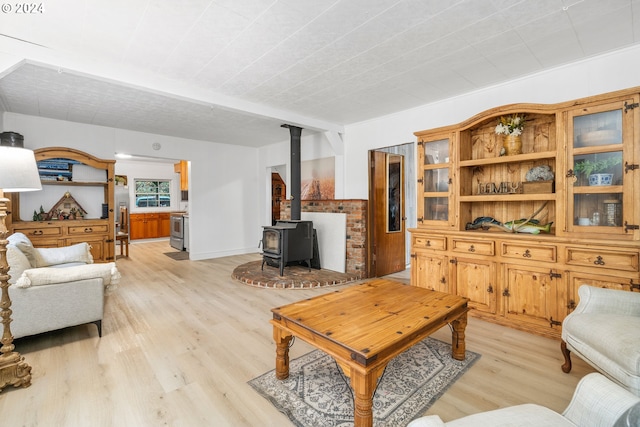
[10,147,115,263]
[411,87,640,339]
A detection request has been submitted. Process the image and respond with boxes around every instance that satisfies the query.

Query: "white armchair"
[6,232,120,339]
[408,373,640,427]
[561,285,640,396]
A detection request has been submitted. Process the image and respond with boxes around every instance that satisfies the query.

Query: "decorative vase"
[503,134,522,155]
[588,173,613,186]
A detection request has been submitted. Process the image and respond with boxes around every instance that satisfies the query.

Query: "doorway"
[368,143,415,277]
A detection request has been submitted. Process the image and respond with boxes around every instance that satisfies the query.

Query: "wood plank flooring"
[0,241,595,426]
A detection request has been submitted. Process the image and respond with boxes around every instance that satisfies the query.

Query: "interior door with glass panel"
[369,151,405,277]
[567,97,637,238]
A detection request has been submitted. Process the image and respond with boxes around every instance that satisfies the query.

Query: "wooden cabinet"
[174,160,188,191]
[501,264,564,330]
[130,212,170,239]
[10,147,115,263]
[410,87,640,339]
[451,256,497,314]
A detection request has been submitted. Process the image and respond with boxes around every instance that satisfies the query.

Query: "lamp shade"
[0,146,42,192]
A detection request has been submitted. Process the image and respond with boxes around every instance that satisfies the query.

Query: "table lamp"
[0,132,41,390]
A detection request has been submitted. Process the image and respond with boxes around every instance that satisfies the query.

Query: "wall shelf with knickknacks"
[10,147,115,262]
[410,87,640,340]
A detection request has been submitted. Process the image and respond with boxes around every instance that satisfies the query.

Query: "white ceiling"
[0,0,639,147]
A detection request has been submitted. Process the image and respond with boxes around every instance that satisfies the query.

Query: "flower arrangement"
[495,114,526,136]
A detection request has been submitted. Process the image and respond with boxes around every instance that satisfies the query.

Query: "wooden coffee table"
[271,278,469,427]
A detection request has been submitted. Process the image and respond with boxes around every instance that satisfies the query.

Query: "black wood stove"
[261,220,314,276]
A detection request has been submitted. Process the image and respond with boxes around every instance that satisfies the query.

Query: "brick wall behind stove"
[280,200,368,278]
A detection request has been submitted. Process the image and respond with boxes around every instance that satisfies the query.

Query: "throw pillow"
[7,232,38,267]
[34,242,94,267]
[6,245,32,285]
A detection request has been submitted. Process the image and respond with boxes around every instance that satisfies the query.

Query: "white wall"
[341,44,640,199]
[2,113,261,261]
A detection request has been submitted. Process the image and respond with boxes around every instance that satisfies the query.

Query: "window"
[135,180,171,208]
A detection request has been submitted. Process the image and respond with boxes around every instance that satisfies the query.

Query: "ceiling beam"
[0,39,345,135]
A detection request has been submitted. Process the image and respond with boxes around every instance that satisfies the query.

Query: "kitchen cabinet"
[130,212,171,239]
[174,160,188,191]
[410,87,640,339]
[10,147,115,262]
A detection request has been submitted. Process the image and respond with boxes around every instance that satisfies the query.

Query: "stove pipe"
[282,124,302,220]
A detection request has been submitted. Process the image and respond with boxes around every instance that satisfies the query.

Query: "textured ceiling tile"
[1,0,639,146]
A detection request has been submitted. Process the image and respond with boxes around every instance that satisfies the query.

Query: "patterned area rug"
[248,337,480,426]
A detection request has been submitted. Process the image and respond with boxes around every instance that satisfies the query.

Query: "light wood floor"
[0,241,595,426]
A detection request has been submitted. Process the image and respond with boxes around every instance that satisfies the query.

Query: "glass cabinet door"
[567,99,636,236]
[418,137,451,225]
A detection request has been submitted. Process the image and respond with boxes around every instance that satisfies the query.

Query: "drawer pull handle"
[32,230,43,236]
[468,245,475,252]
[426,240,431,247]
[84,227,93,233]
[523,249,531,258]
[593,256,605,266]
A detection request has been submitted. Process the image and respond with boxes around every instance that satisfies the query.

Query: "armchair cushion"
[34,242,93,267]
[6,245,32,285]
[7,232,93,267]
[8,232,39,267]
[14,262,120,291]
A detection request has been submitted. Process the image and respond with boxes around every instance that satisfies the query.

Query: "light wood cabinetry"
[130,212,170,240]
[10,147,115,263]
[410,88,640,339]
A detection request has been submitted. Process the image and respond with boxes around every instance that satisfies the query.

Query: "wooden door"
[369,151,405,276]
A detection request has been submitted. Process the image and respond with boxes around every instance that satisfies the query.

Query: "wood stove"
[262,220,314,276]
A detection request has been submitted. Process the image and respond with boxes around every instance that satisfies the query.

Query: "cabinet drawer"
[67,224,109,235]
[14,224,63,238]
[566,247,639,272]
[451,239,494,255]
[414,236,446,250]
[501,243,557,262]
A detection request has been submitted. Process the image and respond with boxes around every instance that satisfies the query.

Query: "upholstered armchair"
[407,373,640,427]
[6,232,120,339]
[561,285,640,396]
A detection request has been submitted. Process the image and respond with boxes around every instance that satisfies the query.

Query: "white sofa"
[561,285,640,396]
[408,373,640,427]
[6,232,120,339]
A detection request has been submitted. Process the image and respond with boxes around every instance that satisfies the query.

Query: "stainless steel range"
[170,213,186,251]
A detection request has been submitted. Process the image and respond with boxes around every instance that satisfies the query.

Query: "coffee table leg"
[351,370,376,427]
[273,327,292,380]
[450,311,467,360]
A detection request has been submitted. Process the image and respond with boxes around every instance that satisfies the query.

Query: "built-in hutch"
[10,147,115,262]
[410,87,640,339]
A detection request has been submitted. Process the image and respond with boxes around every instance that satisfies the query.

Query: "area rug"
[163,251,189,261]
[248,337,480,426]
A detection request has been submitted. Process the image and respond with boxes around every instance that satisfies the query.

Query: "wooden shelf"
[41,181,108,187]
[459,194,557,202]
[459,150,557,167]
